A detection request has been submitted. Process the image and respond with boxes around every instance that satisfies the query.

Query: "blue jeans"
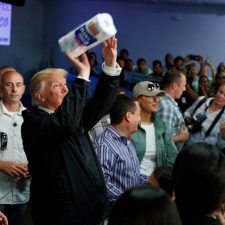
[0,202,28,225]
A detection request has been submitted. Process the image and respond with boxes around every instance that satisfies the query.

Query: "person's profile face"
[215,85,225,107]
[175,75,186,99]
[42,73,68,111]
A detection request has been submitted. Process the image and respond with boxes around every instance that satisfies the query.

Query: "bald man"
[0,71,30,225]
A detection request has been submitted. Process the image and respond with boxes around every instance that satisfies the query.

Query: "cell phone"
[189,55,201,61]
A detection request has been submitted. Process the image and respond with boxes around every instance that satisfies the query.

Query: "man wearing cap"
[132,81,178,177]
[157,70,189,152]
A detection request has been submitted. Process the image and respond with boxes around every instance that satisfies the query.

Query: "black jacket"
[22,74,119,225]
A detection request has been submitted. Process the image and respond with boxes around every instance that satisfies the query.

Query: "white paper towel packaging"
[58,13,117,57]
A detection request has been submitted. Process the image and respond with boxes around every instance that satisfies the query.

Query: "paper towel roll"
[58,13,117,57]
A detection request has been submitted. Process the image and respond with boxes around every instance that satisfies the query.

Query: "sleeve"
[164,126,178,166]
[102,62,122,76]
[83,73,120,131]
[94,140,123,202]
[139,174,149,184]
[157,100,176,136]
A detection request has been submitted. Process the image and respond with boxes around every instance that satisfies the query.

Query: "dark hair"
[108,184,182,225]
[173,142,225,225]
[110,94,137,125]
[125,58,133,64]
[198,75,209,83]
[120,48,129,56]
[137,58,146,65]
[153,166,173,198]
[161,69,184,89]
[174,56,184,64]
[152,60,162,67]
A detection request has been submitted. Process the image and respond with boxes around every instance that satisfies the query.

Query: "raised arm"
[102,36,117,68]
[65,51,91,80]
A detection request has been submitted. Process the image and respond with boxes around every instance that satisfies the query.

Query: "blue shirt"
[94,125,148,202]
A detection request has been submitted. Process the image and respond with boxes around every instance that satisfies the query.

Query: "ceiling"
[104,0,225,7]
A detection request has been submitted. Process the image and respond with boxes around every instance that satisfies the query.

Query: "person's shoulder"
[154,114,167,128]
[158,96,173,108]
[22,106,48,118]
[95,126,113,143]
[159,94,169,102]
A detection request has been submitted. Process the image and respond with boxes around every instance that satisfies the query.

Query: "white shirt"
[139,123,156,176]
[0,100,30,204]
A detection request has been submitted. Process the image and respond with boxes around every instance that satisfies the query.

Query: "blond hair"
[30,68,68,106]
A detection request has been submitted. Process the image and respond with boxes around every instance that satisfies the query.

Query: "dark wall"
[1,0,225,83]
[0,0,44,84]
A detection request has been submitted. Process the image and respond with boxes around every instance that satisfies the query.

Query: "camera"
[0,132,7,151]
[184,113,207,133]
[189,55,201,61]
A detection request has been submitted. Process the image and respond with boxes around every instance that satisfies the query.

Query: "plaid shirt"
[157,93,185,152]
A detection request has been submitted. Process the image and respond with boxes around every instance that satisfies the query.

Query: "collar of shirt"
[38,106,54,114]
[106,125,131,146]
[0,100,25,116]
[164,93,179,107]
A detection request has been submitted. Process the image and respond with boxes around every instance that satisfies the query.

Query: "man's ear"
[172,82,178,90]
[125,111,132,122]
[35,92,45,102]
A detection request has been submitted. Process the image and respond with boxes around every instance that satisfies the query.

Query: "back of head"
[173,142,225,224]
[29,68,67,106]
[108,184,182,225]
[110,94,136,125]
[152,166,173,198]
[161,69,183,89]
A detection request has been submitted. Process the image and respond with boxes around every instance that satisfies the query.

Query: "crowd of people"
[0,36,225,225]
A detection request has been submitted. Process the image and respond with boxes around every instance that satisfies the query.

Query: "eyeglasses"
[0,132,7,151]
[217,76,225,80]
[148,82,160,91]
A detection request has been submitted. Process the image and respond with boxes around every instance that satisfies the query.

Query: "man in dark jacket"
[21,36,121,225]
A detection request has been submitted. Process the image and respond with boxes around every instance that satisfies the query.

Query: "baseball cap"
[133,81,165,98]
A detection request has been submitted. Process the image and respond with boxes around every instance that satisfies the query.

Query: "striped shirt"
[94,125,148,202]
